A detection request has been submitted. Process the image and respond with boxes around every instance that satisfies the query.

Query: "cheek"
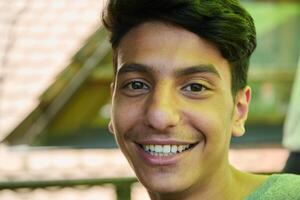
[187,108,227,140]
[184,106,232,173]
[183,99,233,146]
[112,97,143,135]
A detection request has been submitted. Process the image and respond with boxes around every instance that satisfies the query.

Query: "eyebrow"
[117,63,153,76]
[175,64,221,78]
[117,63,221,79]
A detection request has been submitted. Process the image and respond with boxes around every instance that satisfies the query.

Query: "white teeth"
[177,145,183,152]
[171,145,177,153]
[145,145,150,151]
[155,145,163,153]
[142,144,192,156]
[150,145,155,151]
[163,145,171,153]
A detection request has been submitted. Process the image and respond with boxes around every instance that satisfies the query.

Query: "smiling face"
[109,21,250,197]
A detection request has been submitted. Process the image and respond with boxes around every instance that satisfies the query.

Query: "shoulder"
[265,174,300,198]
[246,174,300,200]
[271,173,300,188]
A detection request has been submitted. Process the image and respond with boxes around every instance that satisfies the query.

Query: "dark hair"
[102,0,256,94]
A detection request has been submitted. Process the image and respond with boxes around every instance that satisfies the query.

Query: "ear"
[108,121,115,135]
[232,86,251,137]
[108,82,115,135]
[110,82,115,96]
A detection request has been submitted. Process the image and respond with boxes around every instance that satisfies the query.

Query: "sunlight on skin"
[109,21,268,200]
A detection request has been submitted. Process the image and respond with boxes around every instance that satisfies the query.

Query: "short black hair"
[102,0,256,94]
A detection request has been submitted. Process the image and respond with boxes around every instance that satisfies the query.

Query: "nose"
[144,82,180,131]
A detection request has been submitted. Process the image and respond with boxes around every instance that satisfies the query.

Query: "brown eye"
[182,83,206,92]
[124,81,149,90]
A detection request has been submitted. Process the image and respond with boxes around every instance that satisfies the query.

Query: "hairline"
[111,19,245,98]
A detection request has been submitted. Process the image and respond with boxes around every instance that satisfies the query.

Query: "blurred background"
[0,0,299,199]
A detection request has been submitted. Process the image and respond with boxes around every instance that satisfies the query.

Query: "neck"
[148,165,268,200]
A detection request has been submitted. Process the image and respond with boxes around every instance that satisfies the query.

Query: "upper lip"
[135,139,199,145]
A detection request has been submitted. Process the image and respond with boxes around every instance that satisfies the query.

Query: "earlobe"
[108,121,115,135]
[110,82,115,96]
[109,83,115,135]
[232,86,251,137]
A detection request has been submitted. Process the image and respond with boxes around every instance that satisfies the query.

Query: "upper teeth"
[142,144,191,154]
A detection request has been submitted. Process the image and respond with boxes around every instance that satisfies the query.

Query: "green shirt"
[245,174,300,200]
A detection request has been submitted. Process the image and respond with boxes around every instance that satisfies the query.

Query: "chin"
[147,184,186,196]
[138,171,193,195]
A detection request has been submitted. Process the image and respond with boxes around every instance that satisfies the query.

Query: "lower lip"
[135,144,197,166]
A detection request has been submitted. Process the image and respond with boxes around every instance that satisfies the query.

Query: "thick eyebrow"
[117,63,221,79]
[117,63,154,77]
[175,64,221,79]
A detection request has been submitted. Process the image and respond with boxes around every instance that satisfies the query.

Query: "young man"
[102,0,300,199]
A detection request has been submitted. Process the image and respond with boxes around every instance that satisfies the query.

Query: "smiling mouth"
[137,143,198,156]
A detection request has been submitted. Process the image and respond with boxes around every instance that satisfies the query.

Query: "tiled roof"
[0,0,104,142]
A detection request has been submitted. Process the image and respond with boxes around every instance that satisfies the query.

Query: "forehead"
[117,21,230,78]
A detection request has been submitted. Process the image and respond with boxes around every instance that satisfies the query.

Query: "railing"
[0,177,138,200]
[0,147,287,199]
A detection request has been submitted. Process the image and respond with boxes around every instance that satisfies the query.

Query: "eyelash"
[123,80,149,90]
[181,83,207,92]
[122,80,207,96]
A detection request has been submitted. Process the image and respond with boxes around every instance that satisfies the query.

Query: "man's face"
[110,21,249,195]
